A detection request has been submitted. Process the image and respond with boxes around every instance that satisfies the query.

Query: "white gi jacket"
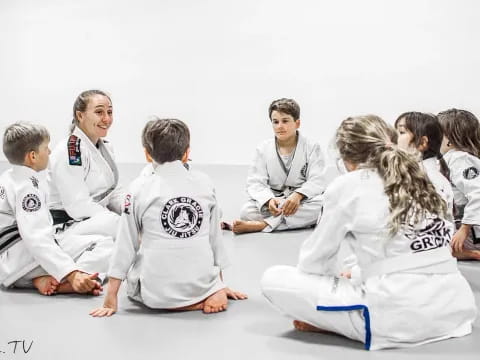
[297,169,476,349]
[246,132,325,208]
[0,165,77,286]
[422,157,454,219]
[48,127,124,219]
[108,161,229,308]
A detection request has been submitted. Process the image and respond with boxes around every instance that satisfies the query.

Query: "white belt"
[362,246,457,281]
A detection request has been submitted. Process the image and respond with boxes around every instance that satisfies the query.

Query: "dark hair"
[141,118,190,164]
[437,108,480,158]
[268,98,300,120]
[395,112,450,179]
[70,89,111,134]
[3,122,50,165]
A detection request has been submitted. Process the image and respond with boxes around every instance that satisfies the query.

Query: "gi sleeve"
[450,156,480,225]
[50,140,108,220]
[295,143,326,199]
[15,183,77,282]
[297,177,351,275]
[108,190,141,280]
[246,145,275,208]
[209,189,230,269]
[107,184,126,215]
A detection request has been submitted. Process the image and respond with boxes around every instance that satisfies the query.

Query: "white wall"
[1,0,479,165]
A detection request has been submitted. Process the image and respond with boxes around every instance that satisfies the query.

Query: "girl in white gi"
[0,123,107,296]
[438,108,480,260]
[90,118,247,317]
[229,98,325,234]
[395,112,454,218]
[261,115,477,350]
[48,90,124,243]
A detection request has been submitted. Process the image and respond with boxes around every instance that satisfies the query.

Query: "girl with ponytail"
[394,112,454,220]
[261,115,476,350]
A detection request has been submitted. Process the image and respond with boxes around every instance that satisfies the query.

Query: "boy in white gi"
[438,108,480,260]
[90,118,246,317]
[261,115,476,350]
[229,98,325,233]
[0,123,108,295]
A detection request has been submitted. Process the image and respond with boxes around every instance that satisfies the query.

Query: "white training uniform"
[261,169,477,350]
[422,157,454,220]
[48,127,124,239]
[240,132,325,232]
[443,149,480,250]
[108,160,229,309]
[0,165,112,288]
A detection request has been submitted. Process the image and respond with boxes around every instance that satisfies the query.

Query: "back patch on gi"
[68,135,82,166]
[463,166,479,180]
[22,194,41,212]
[161,197,203,238]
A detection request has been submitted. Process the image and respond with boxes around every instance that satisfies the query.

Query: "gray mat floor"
[0,162,479,360]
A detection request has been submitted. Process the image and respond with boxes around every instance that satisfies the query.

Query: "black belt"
[50,209,74,225]
[0,224,21,254]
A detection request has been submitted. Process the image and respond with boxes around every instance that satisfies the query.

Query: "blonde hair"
[3,122,50,165]
[336,115,447,234]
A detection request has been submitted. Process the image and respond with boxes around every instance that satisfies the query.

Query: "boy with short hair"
[230,98,325,233]
[0,122,110,295]
[90,118,246,317]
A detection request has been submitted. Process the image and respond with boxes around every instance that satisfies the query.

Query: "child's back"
[110,160,228,308]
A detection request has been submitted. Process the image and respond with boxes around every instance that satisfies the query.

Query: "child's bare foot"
[56,281,102,296]
[170,301,205,312]
[203,289,228,313]
[293,320,331,333]
[32,276,59,296]
[232,220,267,234]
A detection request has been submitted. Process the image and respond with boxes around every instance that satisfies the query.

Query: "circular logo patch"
[161,197,203,238]
[463,166,479,180]
[22,194,41,212]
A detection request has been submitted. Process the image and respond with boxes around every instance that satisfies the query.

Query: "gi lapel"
[284,132,305,187]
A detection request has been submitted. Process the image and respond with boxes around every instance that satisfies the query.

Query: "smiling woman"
[47,90,125,282]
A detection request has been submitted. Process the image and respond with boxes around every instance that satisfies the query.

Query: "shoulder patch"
[463,166,479,180]
[161,197,204,238]
[22,194,41,212]
[0,186,5,200]
[30,176,39,188]
[68,135,82,166]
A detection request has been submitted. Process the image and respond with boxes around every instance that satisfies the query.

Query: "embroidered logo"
[30,176,39,189]
[0,186,5,200]
[68,135,82,166]
[161,197,203,238]
[300,162,308,178]
[463,166,479,180]
[22,194,41,212]
[124,194,131,214]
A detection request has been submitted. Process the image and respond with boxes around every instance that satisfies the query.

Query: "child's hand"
[268,198,282,216]
[283,192,303,216]
[89,296,118,317]
[452,225,470,253]
[224,287,248,300]
[340,271,352,279]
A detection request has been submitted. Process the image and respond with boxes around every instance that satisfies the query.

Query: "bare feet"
[225,287,248,300]
[32,275,59,296]
[231,220,268,234]
[170,301,205,312]
[293,320,332,333]
[203,289,228,313]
